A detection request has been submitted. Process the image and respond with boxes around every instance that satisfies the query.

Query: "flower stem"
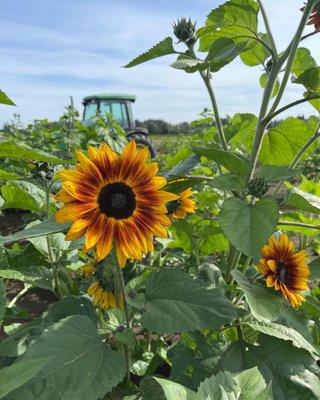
[111,250,131,382]
[278,221,320,230]
[256,0,277,55]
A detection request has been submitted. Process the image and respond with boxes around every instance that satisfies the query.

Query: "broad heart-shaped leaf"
[205,38,247,72]
[292,47,317,77]
[284,187,320,214]
[0,278,5,323]
[140,269,240,334]
[0,142,67,164]
[140,376,199,400]
[248,321,319,358]
[194,147,250,175]
[259,117,318,165]
[198,0,259,52]
[0,217,70,244]
[0,358,50,399]
[225,113,258,145]
[1,182,42,212]
[198,367,272,400]
[294,66,320,93]
[209,174,245,192]
[240,33,270,67]
[7,315,126,400]
[0,169,21,180]
[216,335,320,400]
[218,198,279,257]
[0,89,15,106]
[256,165,300,182]
[164,154,200,179]
[231,270,282,322]
[124,37,176,68]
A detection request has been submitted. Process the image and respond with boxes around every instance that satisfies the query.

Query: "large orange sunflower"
[55,141,178,267]
[257,234,309,307]
[167,188,196,220]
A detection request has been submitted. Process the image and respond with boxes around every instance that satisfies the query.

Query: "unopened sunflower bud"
[247,177,268,198]
[128,290,137,299]
[116,324,126,333]
[172,18,196,45]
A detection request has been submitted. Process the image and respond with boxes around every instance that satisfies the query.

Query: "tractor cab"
[82,93,156,157]
[82,93,136,131]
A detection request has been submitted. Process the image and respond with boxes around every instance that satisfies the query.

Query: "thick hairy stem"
[111,251,131,381]
[269,0,318,115]
[188,45,228,150]
[278,221,320,230]
[256,0,277,55]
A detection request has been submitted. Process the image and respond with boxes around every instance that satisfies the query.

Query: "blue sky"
[0,0,319,126]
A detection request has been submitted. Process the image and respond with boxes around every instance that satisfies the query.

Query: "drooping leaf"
[0,142,67,164]
[1,183,41,212]
[194,147,250,175]
[0,89,15,106]
[284,187,320,214]
[232,270,282,322]
[216,335,320,400]
[294,66,320,93]
[292,47,317,77]
[0,218,70,244]
[218,198,279,256]
[0,358,50,399]
[256,165,300,182]
[125,37,176,68]
[165,177,205,194]
[141,269,240,334]
[7,315,126,400]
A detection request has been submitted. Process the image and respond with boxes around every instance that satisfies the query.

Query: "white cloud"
[0,0,319,126]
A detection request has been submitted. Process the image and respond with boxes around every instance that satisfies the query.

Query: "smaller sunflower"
[81,263,96,278]
[87,282,119,309]
[258,234,309,307]
[302,2,320,30]
[167,188,196,220]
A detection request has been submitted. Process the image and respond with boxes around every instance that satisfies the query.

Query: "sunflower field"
[1,0,320,399]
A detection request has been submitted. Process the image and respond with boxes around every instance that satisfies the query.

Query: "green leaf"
[0,218,70,244]
[0,169,21,180]
[0,90,15,106]
[216,335,320,400]
[0,358,50,399]
[248,321,319,358]
[259,117,317,165]
[8,315,126,400]
[1,183,41,212]
[205,38,247,72]
[194,147,250,175]
[294,66,320,93]
[259,73,280,98]
[218,198,279,257]
[292,47,317,77]
[198,367,272,400]
[0,142,67,164]
[209,174,245,192]
[225,113,258,145]
[232,270,282,322]
[165,177,205,194]
[284,187,320,214]
[141,269,240,334]
[256,165,300,182]
[240,34,270,66]
[124,37,176,68]
[165,154,200,179]
[0,279,5,323]
[140,376,199,400]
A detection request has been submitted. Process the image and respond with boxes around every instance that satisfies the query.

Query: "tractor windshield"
[83,102,98,121]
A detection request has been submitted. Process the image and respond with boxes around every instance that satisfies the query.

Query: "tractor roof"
[83,93,136,102]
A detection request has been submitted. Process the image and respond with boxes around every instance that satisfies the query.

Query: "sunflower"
[81,263,96,278]
[87,282,119,309]
[257,234,309,307]
[55,141,178,267]
[302,2,320,30]
[167,188,196,220]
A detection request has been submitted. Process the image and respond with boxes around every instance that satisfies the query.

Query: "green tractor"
[82,93,156,158]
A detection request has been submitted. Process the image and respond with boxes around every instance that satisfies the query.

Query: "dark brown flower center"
[98,182,136,219]
[166,199,180,214]
[277,262,288,283]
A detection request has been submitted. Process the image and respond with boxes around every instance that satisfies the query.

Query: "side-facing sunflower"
[167,188,196,220]
[81,263,96,278]
[257,234,309,307]
[87,282,118,309]
[302,2,320,30]
[55,141,178,267]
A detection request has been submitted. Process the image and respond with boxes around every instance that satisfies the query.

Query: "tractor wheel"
[128,133,157,158]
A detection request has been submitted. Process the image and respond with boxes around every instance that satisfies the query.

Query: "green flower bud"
[172,18,196,45]
[247,177,268,198]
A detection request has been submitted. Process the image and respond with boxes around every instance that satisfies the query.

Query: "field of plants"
[1,0,320,399]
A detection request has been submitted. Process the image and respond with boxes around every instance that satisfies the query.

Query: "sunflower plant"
[1,1,320,399]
